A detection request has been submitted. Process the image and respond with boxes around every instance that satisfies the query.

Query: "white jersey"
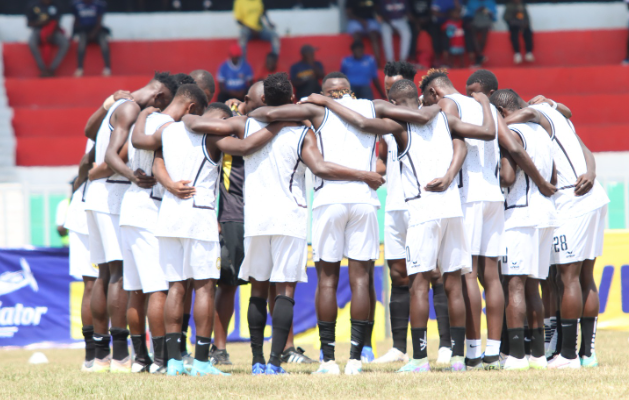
[530,103,609,220]
[84,99,132,215]
[312,95,380,209]
[503,122,557,230]
[243,118,309,239]
[399,112,463,226]
[383,134,407,212]
[65,139,94,235]
[444,93,503,204]
[119,112,174,231]
[155,122,221,242]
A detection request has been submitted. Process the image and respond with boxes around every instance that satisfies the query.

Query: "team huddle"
[64,62,608,376]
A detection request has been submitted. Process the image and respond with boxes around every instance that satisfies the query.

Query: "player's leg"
[479,255,504,367]
[180,281,193,361]
[443,269,466,371]
[503,274,529,369]
[525,279,546,368]
[146,290,167,372]
[106,260,130,368]
[315,260,340,365]
[270,283,315,364]
[550,261,582,368]
[127,290,150,371]
[91,263,110,368]
[212,283,237,364]
[268,282,297,372]
[362,261,376,363]
[248,278,270,373]
[430,270,452,365]
[164,280,187,373]
[547,265,560,357]
[462,256,482,369]
[399,270,432,372]
[347,258,372,368]
[579,258,599,366]
[190,278,218,370]
[81,276,96,369]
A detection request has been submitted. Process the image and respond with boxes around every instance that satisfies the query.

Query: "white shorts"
[384,210,410,260]
[86,210,123,264]
[405,217,471,276]
[312,203,379,262]
[551,205,607,265]
[159,237,221,282]
[239,235,308,283]
[462,201,505,257]
[69,231,98,279]
[501,227,554,279]
[120,226,168,293]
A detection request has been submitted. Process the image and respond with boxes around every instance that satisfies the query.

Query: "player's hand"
[425,175,452,192]
[300,93,329,106]
[87,163,98,181]
[132,169,156,189]
[471,92,489,104]
[142,106,161,115]
[574,172,595,196]
[168,180,196,199]
[362,171,385,190]
[528,95,547,105]
[539,180,557,197]
[225,98,242,108]
[113,90,134,102]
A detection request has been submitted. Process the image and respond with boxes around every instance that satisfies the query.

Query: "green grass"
[1,331,628,399]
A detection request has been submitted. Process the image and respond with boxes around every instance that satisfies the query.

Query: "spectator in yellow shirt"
[234,0,280,58]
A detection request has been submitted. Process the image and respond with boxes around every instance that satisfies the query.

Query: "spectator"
[234,0,280,58]
[345,0,382,66]
[217,44,254,102]
[407,0,432,64]
[463,0,497,67]
[504,0,534,64]
[26,0,70,77]
[378,0,412,63]
[255,52,279,82]
[431,0,459,66]
[290,44,325,100]
[341,41,386,100]
[72,0,111,77]
[443,7,465,68]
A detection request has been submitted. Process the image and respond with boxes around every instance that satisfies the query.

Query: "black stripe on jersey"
[107,99,130,131]
[554,136,578,181]
[368,134,377,170]
[105,178,131,184]
[202,133,220,166]
[243,118,251,138]
[504,173,530,210]
[445,96,462,119]
[313,122,326,192]
[191,158,218,210]
[315,108,329,135]
[296,127,309,162]
[397,122,412,159]
[509,127,527,151]
[403,154,421,202]
[536,108,556,141]
[369,100,376,119]
[81,180,89,202]
[288,159,308,209]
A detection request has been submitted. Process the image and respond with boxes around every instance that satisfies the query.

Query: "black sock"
[195,336,212,362]
[269,295,294,367]
[349,319,368,360]
[152,336,166,367]
[560,318,579,359]
[530,327,545,358]
[181,313,191,354]
[410,327,428,360]
[248,296,267,365]
[364,321,374,349]
[390,285,409,353]
[110,327,129,361]
[318,320,336,362]
[508,328,525,359]
[450,326,465,357]
[524,326,531,356]
[432,284,451,349]
[131,333,151,365]
[579,317,597,358]
[555,310,562,354]
[82,325,95,362]
[93,333,111,360]
[165,333,182,361]
[500,311,509,355]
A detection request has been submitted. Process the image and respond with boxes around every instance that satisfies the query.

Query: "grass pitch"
[1,330,628,399]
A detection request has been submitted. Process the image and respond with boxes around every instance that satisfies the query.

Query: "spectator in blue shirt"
[72,0,110,77]
[217,43,254,102]
[463,0,496,67]
[290,44,325,100]
[340,41,386,100]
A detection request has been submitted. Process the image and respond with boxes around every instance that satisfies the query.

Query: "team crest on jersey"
[216,257,221,270]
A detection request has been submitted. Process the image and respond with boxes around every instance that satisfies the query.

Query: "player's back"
[383,134,406,212]
[444,93,502,203]
[312,95,380,209]
[243,118,309,239]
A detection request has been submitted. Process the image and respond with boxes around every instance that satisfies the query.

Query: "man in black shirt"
[345,0,382,66]
[27,0,70,77]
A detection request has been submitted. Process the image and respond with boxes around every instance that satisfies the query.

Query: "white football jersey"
[384,134,407,212]
[444,93,503,203]
[503,122,557,230]
[65,139,94,235]
[243,118,309,239]
[399,112,462,226]
[530,104,609,220]
[84,99,132,215]
[119,112,174,231]
[312,95,380,209]
[155,122,221,242]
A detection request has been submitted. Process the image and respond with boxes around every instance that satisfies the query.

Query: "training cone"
[28,352,48,364]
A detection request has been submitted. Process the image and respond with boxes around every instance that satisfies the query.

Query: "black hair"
[418,68,452,94]
[489,89,522,111]
[322,71,349,85]
[171,73,195,86]
[266,52,279,61]
[190,70,216,96]
[205,102,232,118]
[389,79,418,101]
[176,83,208,110]
[350,40,364,50]
[153,71,178,98]
[466,69,499,94]
[384,61,417,81]
[263,72,293,106]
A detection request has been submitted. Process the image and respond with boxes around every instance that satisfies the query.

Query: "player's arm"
[374,100,441,125]
[248,103,324,125]
[551,162,558,186]
[152,150,196,200]
[75,147,95,190]
[503,107,542,125]
[89,141,129,181]
[376,138,387,176]
[131,107,164,150]
[528,95,572,119]
[574,133,596,196]
[301,129,385,190]
[183,115,246,138]
[497,114,557,197]
[425,135,467,192]
[84,90,133,140]
[443,93,495,140]
[499,148,517,188]
[214,121,296,156]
